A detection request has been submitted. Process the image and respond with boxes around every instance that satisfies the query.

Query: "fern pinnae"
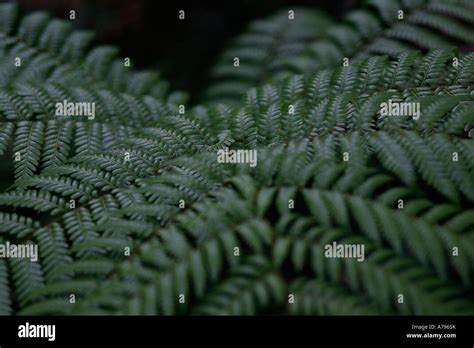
[1,3,473,317]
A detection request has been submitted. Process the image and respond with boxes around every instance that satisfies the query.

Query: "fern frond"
[202,0,474,103]
[0,3,174,99]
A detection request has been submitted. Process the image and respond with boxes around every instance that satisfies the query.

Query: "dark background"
[3,0,358,95]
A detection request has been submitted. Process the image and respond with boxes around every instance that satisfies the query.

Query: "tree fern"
[201,0,474,103]
[201,7,333,104]
[0,3,178,100]
[0,3,473,318]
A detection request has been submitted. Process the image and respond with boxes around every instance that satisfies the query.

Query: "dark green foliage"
[0,3,176,99]
[201,7,334,104]
[202,0,474,103]
[0,2,473,316]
